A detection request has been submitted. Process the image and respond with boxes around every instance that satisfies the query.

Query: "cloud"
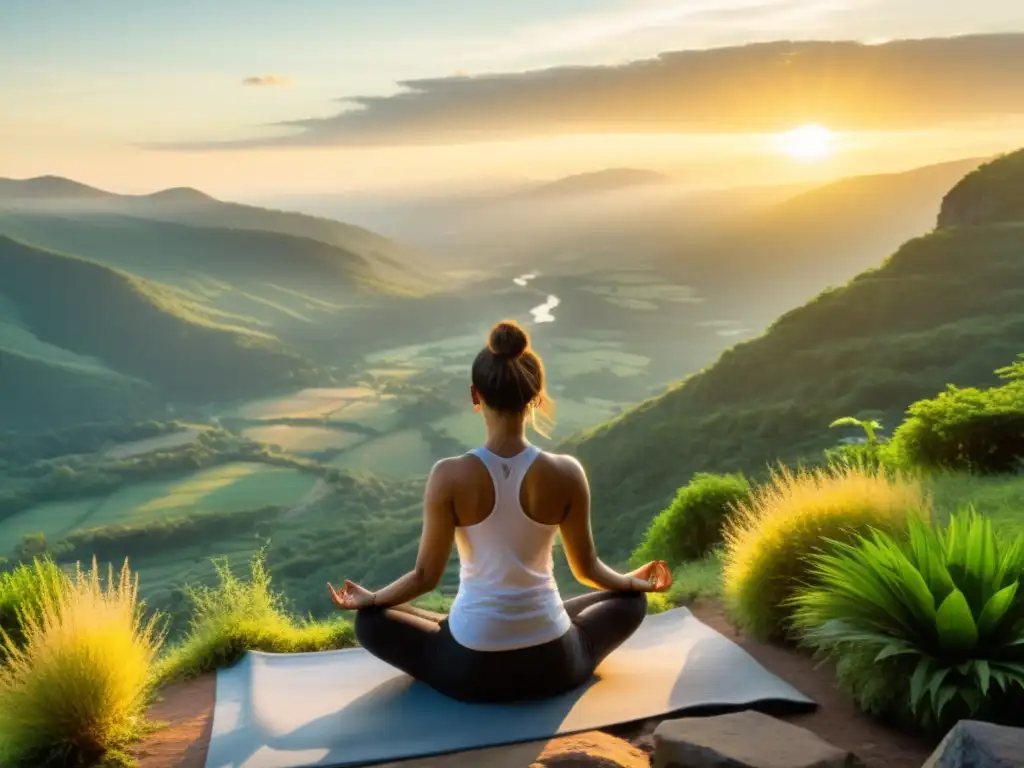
[241,75,290,87]
[168,34,1024,150]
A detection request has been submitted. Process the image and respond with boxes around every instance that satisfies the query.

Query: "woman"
[328,319,671,704]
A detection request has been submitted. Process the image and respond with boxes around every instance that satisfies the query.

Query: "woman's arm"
[557,456,649,592]
[367,459,457,608]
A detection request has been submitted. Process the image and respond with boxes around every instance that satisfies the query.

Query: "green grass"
[666,551,724,603]
[928,472,1024,531]
[155,549,355,684]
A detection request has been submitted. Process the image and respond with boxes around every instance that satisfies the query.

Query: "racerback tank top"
[446,443,572,652]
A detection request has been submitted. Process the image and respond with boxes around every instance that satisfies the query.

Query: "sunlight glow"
[776,124,835,161]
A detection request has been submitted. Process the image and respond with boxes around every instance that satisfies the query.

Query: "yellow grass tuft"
[722,464,931,640]
[0,558,164,767]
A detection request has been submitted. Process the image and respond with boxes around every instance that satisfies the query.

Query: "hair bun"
[488,320,529,360]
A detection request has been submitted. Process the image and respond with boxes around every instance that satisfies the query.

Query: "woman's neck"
[482,413,528,457]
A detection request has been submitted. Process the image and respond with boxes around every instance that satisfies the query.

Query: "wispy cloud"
[242,75,290,87]
[159,34,1024,150]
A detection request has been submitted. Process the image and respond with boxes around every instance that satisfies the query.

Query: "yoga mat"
[205,607,815,768]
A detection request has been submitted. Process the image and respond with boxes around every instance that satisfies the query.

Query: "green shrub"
[722,464,931,640]
[885,358,1024,474]
[632,473,751,567]
[0,557,67,657]
[790,508,1024,732]
[156,548,355,683]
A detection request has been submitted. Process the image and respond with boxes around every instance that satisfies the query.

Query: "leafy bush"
[156,548,355,683]
[0,557,67,656]
[885,358,1024,474]
[632,473,751,567]
[789,508,1024,732]
[0,558,163,767]
[722,464,931,640]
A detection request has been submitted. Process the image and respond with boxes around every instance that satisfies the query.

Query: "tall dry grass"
[722,464,932,640]
[0,558,164,767]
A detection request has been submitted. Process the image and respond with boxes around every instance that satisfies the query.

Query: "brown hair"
[472,320,555,437]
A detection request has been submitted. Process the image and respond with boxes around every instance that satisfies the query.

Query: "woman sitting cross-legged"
[327,319,671,704]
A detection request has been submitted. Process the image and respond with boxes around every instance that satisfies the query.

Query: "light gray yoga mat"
[205,607,815,768]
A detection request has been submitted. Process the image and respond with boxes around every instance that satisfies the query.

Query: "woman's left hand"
[328,580,375,610]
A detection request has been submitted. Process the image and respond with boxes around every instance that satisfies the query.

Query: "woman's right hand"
[627,560,673,592]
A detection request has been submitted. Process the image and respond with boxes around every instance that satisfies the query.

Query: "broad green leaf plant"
[789,507,1024,730]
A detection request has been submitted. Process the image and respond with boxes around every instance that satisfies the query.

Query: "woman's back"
[446,442,574,651]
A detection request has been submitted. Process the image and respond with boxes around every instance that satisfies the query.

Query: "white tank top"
[446,444,572,651]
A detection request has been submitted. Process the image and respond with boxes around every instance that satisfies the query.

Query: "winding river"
[513,272,560,324]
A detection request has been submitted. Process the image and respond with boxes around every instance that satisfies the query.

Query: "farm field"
[0,462,318,556]
[328,429,434,476]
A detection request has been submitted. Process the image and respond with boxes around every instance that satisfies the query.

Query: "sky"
[2,0,1024,197]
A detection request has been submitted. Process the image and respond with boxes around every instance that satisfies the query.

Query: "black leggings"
[354,590,647,704]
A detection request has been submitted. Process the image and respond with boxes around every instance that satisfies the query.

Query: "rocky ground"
[134,601,938,768]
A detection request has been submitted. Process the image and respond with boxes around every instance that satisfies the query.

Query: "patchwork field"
[0,462,318,555]
[431,411,484,447]
[233,387,380,420]
[105,428,204,459]
[329,429,434,476]
[241,424,365,454]
[364,334,483,370]
[326,396,402,432]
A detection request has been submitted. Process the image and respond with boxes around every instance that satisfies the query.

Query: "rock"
[651,710,860,768]
[529,731,650,767]
[921,720,1024,768]
[372,730,648,767]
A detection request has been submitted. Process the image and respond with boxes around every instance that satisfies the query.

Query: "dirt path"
[134,601,937,767]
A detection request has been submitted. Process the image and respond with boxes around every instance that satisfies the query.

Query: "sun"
[775,124,835,161]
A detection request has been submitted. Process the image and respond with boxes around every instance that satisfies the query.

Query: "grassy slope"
[564,154,1024,563]
[0,235,327,410]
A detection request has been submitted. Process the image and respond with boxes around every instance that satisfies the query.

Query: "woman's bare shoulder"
[535,450,587,482]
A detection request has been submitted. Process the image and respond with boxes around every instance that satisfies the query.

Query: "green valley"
[1,150,1022,644]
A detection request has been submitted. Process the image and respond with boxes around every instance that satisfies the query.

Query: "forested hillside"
[564,150,1024,562]
[0,236,328,428]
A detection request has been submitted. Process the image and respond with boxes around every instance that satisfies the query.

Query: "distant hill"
[563,149,1024,563]
[0,176,438,296]
[0,235,329,429]
[669,156,990,321]
[0,175,110,200]
[0,208,392,336]
[512,168,672,200]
